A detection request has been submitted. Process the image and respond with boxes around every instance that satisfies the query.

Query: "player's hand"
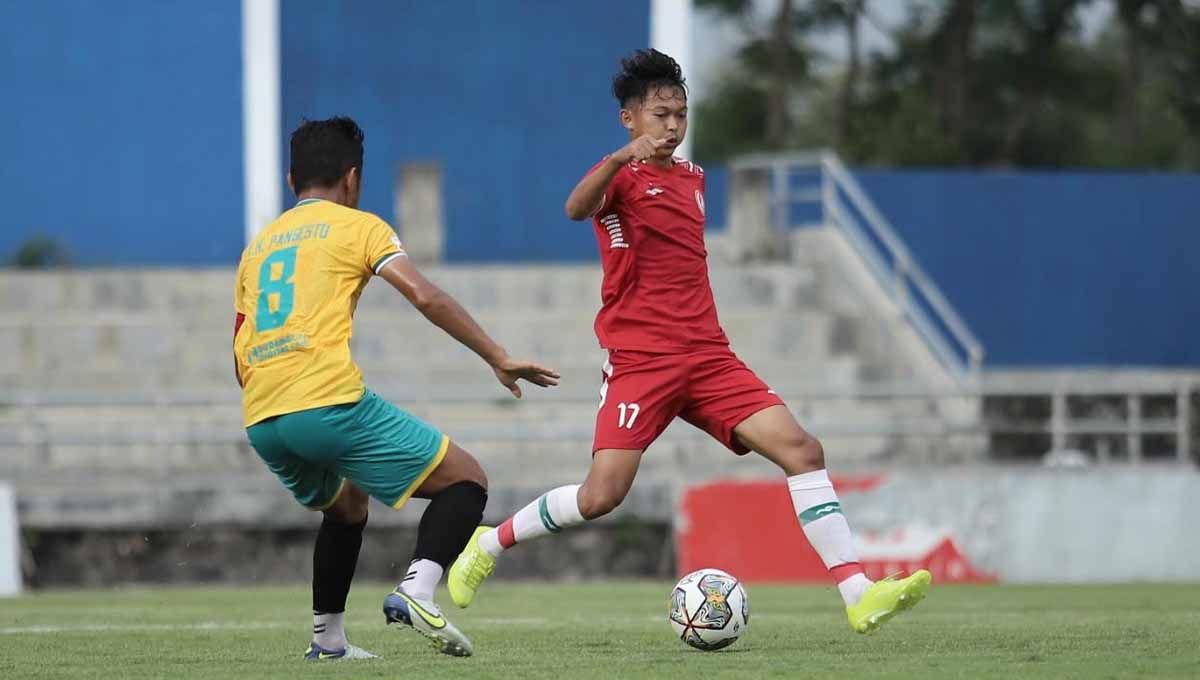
[613,134,669,164]
[492,356,560,398]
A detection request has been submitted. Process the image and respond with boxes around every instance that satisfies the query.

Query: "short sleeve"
[591,156,631,216]
[362,216,406,275]
[233,257,247,314]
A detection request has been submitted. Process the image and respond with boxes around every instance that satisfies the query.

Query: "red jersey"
[589,156,729,352]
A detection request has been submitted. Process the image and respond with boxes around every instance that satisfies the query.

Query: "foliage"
[695,0,1200,168]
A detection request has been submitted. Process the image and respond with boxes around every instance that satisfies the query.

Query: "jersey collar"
[295,198,324,207]
[638,158,682,176]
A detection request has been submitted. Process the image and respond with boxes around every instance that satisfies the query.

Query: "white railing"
[730,151,985,387]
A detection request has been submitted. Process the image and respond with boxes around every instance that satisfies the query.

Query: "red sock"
[830,561,864,584]
[496,517,516,550]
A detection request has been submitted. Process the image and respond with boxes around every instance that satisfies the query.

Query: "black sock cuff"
[412,480,487,568]
[321,515,368,531]
[441,480,487,499]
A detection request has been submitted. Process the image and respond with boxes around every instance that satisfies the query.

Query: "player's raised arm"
[377,256,560,398]
[564,135,666,220]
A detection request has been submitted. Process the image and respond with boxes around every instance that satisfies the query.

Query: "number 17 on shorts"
[592,352,680,453]
[616,402,640,429]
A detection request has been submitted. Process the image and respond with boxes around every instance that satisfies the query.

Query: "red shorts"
[592,347,786,455]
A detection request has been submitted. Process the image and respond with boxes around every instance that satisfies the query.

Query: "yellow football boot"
[846,570,932,634]
[447,526,496,608]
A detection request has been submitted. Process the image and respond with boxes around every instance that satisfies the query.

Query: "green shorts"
[246,390,448,511]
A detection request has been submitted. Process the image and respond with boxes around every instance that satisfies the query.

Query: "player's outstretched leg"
[307,482,380,661]
[383,441,487,657]
[448,448,643,608]
[733,405,932,634]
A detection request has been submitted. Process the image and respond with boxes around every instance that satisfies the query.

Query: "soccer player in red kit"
[449,49,930,633]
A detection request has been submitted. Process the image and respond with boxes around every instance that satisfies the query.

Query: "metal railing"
[983,370,1199,463]
[730,151,985,387]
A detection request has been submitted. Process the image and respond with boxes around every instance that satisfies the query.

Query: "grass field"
[1,582,1198,679]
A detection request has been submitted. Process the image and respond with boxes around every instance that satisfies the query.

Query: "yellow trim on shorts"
[392,434,450,510]
[311,478,349,512]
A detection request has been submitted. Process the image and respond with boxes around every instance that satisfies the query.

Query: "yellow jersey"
[234,198,405,426]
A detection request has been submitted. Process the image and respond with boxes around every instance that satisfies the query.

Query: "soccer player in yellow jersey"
[234,117,558,659]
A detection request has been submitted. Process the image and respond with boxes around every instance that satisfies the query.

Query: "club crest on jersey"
[695,190,706,216]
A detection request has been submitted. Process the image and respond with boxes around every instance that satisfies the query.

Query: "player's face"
[625,85,687,160]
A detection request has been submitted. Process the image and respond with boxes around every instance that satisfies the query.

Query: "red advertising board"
[676,478,994,583]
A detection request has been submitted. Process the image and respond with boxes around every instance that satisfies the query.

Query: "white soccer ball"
[668,568,749,651]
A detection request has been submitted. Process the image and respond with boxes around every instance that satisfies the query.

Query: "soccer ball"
[668,568,749,651]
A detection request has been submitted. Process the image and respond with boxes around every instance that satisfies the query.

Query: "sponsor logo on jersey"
[645,186,664,196]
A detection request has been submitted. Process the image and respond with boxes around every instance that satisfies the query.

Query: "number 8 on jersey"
[256,246,298,331]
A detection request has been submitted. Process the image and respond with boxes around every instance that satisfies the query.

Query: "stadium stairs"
[1,235,983,532]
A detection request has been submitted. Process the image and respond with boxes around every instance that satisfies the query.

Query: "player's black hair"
[289,116,365,194]
[612,49,688,107]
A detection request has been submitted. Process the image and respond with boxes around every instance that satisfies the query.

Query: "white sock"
[837,573,872,606]
[787,469,871,606]
[312,611,346,650]
[479,484,585,558]
[400,558,443,602]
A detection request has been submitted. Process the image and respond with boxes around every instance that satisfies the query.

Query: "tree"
[694,0,1200,169]
[929,0,976,157]
[696,0,867,154]
[1159,0,1200,139]
[1117,0,1153,149]
[694,0,815,159]
[797,0,869,147]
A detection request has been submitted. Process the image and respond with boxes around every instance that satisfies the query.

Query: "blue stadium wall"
[0,0,243,265]
[1,2,1196,366]
[853,171,1200,367]
[281,1,648,262]
[0,1,647,265]
[707,168,1200,367]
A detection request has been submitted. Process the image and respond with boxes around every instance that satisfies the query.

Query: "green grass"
[1,582,1198,679]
